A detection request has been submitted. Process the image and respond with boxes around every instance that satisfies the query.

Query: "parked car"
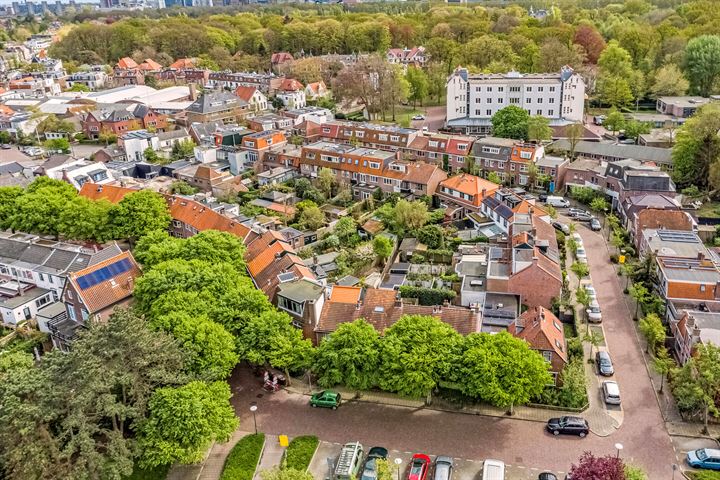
[408,454,431,480]
[590,218,602,231]
[361,447,389,480]
[0,144,11,149]
[587,300,602,322]
[538,194,548,202]
[593,115,606,125]
[551,221,570,235]
[571,233,583,244]
[538,474,558,480]
[602,381,621,405]
[687,448,720,470]
[334,442,364,480]
[575,246,587,263]
[412,114,426,120]
[546,196,570,208]
[482,460,505,480]
[595,351,614,376]
[580,280,597,300]
[567,208,589,218]
[546,416,589,437]
[433,456,454,480]
[309,390,341,409]
[575,213,594,223]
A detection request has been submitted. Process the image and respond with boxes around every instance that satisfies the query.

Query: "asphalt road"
[229,219,678,478]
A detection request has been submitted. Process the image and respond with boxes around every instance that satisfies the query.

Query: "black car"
[538,474,558,480]
[360,447,389,480]
[538,194,548,202]
[595,351,614,376]
[546,416,589,437]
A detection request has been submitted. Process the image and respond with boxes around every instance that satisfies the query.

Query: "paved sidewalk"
[253,435,287,480]
[199,430,256,480]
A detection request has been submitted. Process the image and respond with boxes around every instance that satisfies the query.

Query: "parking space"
[308,441,565,480]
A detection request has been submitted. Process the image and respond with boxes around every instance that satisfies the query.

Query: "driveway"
[410,106,445,133]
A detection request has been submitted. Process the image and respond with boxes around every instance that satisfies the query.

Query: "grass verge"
[283,435,319,471]
[220,433,266,480]
[123,464,170,480]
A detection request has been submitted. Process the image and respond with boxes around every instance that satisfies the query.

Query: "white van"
[602,381,621,405]
[546,196,570,208]
[482,459,505,480]
[334,442,364,480]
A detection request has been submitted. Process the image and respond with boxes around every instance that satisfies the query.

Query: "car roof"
[435,456,453,464]
[563,416,586,424]
[701,448,720,456]
[597,350,610,359]
[412,454,431,462]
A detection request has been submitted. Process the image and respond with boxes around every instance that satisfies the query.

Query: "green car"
[309,390,341,409]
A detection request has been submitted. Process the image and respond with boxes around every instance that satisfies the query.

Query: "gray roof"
[277,279,324,303]
[662,267,720,283]
[37,301,68,319]
[0,162,24,174]
[0,287,51,309]
[643,229,707,259]
[186,92,247,115]
[552,140,672,165]
[157,128,189,141]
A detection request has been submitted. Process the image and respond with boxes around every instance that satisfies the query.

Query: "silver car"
[434,456,454,480]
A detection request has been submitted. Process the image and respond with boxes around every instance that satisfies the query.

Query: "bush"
[399,285,456,305]
[689,471,720,480]
[567,337,583,360]
[283,435,319,471]
[610,254,619,263]
[220,433,265,480]
[570,186,600,205]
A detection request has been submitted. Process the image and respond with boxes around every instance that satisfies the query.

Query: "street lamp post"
[672,463,678,480]
[250,405,258,435]
[394,458,402,480]
[615,443,623,459]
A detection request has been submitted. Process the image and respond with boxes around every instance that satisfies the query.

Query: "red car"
[408,454,431,480]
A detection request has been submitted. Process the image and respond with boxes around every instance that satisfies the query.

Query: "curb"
[304,438,320,473]
[253,435,267,480]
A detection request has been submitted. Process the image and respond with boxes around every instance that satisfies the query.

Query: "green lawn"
[220,433,265,480]
[123,464,170,480]
[695,201,720,219]
[283,435,319,471]
[688,471,720,480]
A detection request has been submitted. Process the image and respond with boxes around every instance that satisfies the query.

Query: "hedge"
[399,285,456,306]
[283,435,319,471]
[220,433,265,480]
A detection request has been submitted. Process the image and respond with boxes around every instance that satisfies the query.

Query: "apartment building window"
[390,135,399,142]
[548,109,554,116]
[355,131,364,138]
[537,98,543,104]
[475,109,482,115]
[498,98,504,104]
[369,175,378,183]
[536,109,542,115]
[520,151,532,160]
[548,98,555,104]
[538,87,544,92]
[475,86,481,92]
[487,98,492,103]
[526,86,532,92]
[509,86,520,92]
[510,98,519,104]
[384,178,392,184]
[487,87,493,92]
[369,162,380,169]
[498,87,504,92]
[486,109,492,115]
[549,86,556,92]
[525,98,531,104]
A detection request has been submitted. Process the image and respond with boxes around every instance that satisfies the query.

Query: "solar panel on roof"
[76,258,132,290]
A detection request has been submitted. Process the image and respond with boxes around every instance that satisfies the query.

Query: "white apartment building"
[446,66,585,135]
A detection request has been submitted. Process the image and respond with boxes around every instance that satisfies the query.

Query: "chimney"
[698,251,705,261]
[189,83,197,101]
[394,291,402,308]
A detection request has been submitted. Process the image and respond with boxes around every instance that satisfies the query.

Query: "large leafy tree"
[379,315,462,400]
[314,319,381,391]
[650,64,689,98]
[137,381,238,467]
[0,186,23,229]
[405,66,429,107]
[0,309,186,480]
[58,196,114,243]
[458,332,551,414]
[527,115,552,143]
[671,104,720,190]
[491,105,529,140]
[672,342,720,433]
[394,199,429,232]
[112,190,171,244]
[684,35,720,97]
[9,178,76,238]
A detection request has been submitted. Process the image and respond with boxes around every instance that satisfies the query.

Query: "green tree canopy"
[685,35,720,97]
[458,332,552,413]
[379,315,462,399]
[314,319,381,391]
[113,190,171,243]
[491,106,530,140]
[138,381,238,467]
[373,235,393,263]
[672,104,720,190]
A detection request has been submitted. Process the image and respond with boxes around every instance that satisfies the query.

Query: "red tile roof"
[279,78,304,91]
[169,58,196,69]
[508,306,568,364]
[78,183,251,240]
[116,57,138,70]
[138,59,162,71]
[68,251,141,313]
[235,86,259,102]
[271,52,294,64]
